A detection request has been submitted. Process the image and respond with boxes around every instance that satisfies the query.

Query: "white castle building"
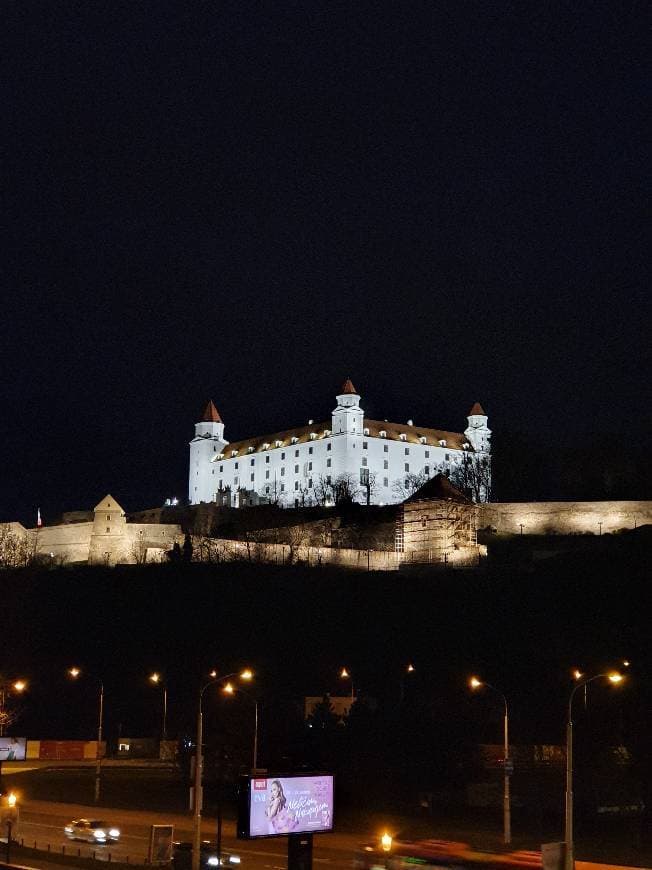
[189,380,491,508]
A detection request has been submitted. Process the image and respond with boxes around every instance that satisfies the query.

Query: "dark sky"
[2,2,649,525]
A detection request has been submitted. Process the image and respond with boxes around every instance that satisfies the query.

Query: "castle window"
[405,463,409,472]
[263,442,271,450]
[425,450,430,458]
[383,477,388,487]
[213,445,217,451]
[384,460,388,469]
[384,445,388,453]
[275,440,283,447]
[212,469,214,474]
[266,470,270,479]
[425,465,430,475]
[363,427,369,436]
[308,478,313,488]
[219,480,222,488]
[327,475,332,484]
[247,446,254,453]
[308,446,313,454]
[250,458,255,466]
[308,461,313,470]
[294,464,299,473]
[250,473,255,482]
[405,447,410,455]
[235,462,239,469]
[231,450,238,457]
[281,452,286,460]
[291,437,298,444]
[310,433,317,441]
[294,481,299,491]
[439,439,446,447]
[400,433,407,441]
[281,467,285,476]
[281,483,285,492]
[363,441,368,449]
[265,486,270,494]
[445,453,450,461]
[379,430,387,438]
[219,465,223,472]
[295,449,299,457]
[327,443,332,451]
[362,457,368,467]
[107,515,111,521]
[234,477,239,485]
[106,527,110,533]
[327,458,331,468]
[266,456,270,464]
[419,436,427,444]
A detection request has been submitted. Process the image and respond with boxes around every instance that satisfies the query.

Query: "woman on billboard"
[265,780,296,834]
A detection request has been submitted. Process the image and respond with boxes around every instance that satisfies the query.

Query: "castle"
[189,380,491,508]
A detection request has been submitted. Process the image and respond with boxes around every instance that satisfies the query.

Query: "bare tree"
[0,525,36,569]
[449,452,492,502]
[391,471,429,501]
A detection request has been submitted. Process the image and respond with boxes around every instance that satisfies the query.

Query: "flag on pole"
[37,508,42,528]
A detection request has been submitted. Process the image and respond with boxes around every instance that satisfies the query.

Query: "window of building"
[250,458,255,466]
[400,433,407,441]
[363,441,368,449]
[234,462,239,470]
[425,465,430,475]
[266,455,270,463]
[281,467,285,476]
[248,446,254,453]
[275,440,283,447]
[281,452,285,460]
[106,527,110,533]
[405,463,409,472]
[265,470,270,479]
[294,464,299,473]
[234,477,239,485]
[250,473,255,482]
[327,475,332,484]
[327,443,332,451]
[379,429,387,438]
[308,461,312,470]
[295,481,299,490]
[291,437,298,444]
[383,459,388,469]
[308,478,313,488]
[425,450,430,458]
[384,444,388,453]
[219,465,223,472]
[309,446,313,454]
[439,439,447,447]
[219,480,222,488]
[295,449,299,457]
[281,483,285,492]
[445,453,450,461]
[383,477,389,487]
[265,486,270,494]
[107,515,111,521]
[362,457,368,466]
[327,458,331,468]
[405,447,410,455]
[213,445,217,451]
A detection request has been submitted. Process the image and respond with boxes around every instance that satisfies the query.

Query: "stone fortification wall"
[479,501,652,536]
[35,522,94,564]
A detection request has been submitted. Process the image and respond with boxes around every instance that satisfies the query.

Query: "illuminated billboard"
[0,737,26,761]
[238,774,334,839]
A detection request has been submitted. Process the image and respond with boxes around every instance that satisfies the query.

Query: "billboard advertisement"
[239,774,334,839]
[0,737,27,761]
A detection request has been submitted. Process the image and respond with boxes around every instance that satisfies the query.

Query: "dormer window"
[262,442,271,450]
[218,453,224,460]
[275,440,283,448]
[291,436,299,444]
[363,427,369,436]
[400,433,407,442]
[439,439,446,447]
[419,436,427,444]
[231,450,238,457]
[323,429,331,437]
[310,433,317,441]
[379,429,387,438]
[247,446,254,453]
[463,442,470,450]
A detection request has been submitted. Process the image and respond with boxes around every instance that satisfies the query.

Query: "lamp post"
[149,673,168,741]
[564,671,623,870]
[222,682,259,769]
[0,679,27,738]
[68,668,104,804]
[340,667,355,701]
[192,669,252,870]
[469,676,511,845]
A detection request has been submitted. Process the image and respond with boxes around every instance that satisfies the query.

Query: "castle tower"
[189,400,228,504]
[331,378,364,435]
[464,402,491,452]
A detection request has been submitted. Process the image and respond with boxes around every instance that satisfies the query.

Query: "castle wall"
[479,501,652,536]
[35,523,94,564]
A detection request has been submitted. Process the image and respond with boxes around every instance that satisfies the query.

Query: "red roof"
[201,400,222,423]
[468,402,486,416]
[340,378,358,395]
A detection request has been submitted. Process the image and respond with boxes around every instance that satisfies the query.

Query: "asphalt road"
[11,798,363,867]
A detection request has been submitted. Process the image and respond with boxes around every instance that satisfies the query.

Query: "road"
[11,798,363,867]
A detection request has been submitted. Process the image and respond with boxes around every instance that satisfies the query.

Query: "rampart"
[479,500,652,536]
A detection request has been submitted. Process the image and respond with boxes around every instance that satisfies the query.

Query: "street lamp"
[0,679,27,738]
[149,673,168,741]
[68,668,104,804]
[340,667,355,700]
[564,671,623,870]
[222,682,259,770]
[192,668,253,870]
[469,676,511,845]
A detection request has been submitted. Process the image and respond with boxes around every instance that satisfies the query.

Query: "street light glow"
[13,680,27,693]
[240,669,253,681]
[149,672,161,684]
[340,667,350,678]
[7,793,17,807]
[209,670,218,678]
[469,676,482,689]
[381,833,392,852]
[608,672,623,684]
[406,663,415,673]
[69,667,81,678]
[572,669,583,681]
[223,682,235,694]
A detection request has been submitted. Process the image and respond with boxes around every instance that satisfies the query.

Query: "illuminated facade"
[189,381,491,507]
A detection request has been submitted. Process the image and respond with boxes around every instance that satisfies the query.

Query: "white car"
[64,819,121,843]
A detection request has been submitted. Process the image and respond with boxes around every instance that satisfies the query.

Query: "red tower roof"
[468,402,486,416]
[201,399,223,423]
[340,378,358,395]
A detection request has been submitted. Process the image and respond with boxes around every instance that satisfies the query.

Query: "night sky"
[3,2,649,525]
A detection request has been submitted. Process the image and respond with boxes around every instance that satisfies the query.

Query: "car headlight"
[229,857,241,864]
[93,830,106,839]
[109,828,120,838]
[64,826,74,833]
[207,858,220,867]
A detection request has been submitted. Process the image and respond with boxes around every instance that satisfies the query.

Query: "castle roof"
[201,399,223,423]
[211,417,470,460]
[404,474,473,504]
[339,378,358,395]
[468,402,486,416]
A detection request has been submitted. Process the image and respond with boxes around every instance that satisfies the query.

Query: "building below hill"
[189,380,491,508]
